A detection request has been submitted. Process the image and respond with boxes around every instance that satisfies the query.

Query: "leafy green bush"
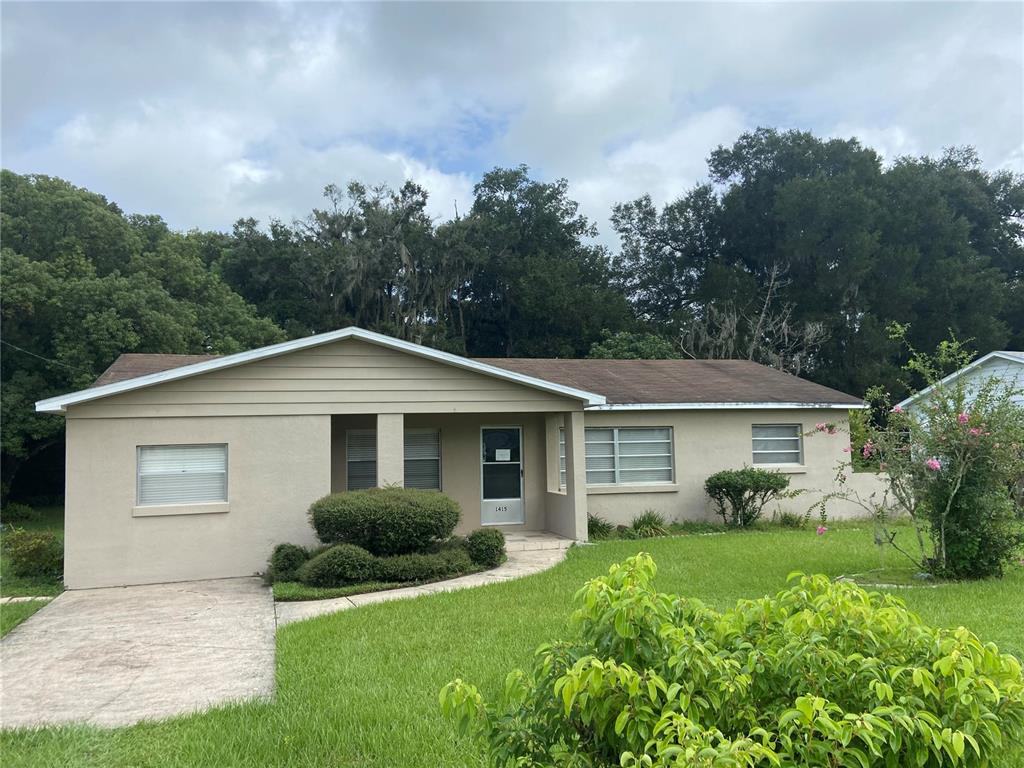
[0,502,36,524]
[2,528,62,578]
[376,552,458,583]
[442,554,1024,768]
[465,529,506,567]
[296,544,376,587]
[630,510,667,538]
[774,509,808,529]
[309,488,460,555]
[269,543,309,583]
[705,467,791,527]
[587,513,615,540]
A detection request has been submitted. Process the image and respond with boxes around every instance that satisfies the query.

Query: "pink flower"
[827,425,838,435]
[816,525,828,536]
[925,458,942,471]
[957,412,970,424]
[968,427,981,436]
[842,446,852,453]
[815,422,827,432]
[861,441,875,459]
[891,404,904,414]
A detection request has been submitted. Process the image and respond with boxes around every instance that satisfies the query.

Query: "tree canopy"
[2,128,1022,500]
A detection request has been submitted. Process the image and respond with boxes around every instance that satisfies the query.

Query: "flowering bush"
[441,554,1024,768]
[818,327,1024,579]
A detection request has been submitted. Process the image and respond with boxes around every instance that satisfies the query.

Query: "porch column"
[376,413,404,487]
[563,410,588,541]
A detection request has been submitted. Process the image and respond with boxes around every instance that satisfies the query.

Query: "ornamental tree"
[819,327,1024,579]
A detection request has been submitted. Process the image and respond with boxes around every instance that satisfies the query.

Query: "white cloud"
[2,1,1020,246]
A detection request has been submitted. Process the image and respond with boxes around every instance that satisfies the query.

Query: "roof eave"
[586,401,867,411]
[35,327,606,413]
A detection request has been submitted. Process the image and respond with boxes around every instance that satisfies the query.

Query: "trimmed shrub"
[466,529,506,567]
[442,555,1024,768]
[0,502,36,524]
[376,552,452,583]
[587,513,614,540]
[439,546,475,574]
[297,544,376,587]
[705,467,791,527]
[309,488,460,555]
[630,510,667,538]
[2,528,62,578]
[269,543,309,583]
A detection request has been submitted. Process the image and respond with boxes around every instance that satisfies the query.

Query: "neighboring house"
[37,327,878,589]
[897,351,1024,411]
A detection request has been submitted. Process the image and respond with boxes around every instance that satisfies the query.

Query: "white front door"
[480,427,524,525]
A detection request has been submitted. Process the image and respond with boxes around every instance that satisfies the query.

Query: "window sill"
[132,502,230,518]
[586,484,679,495]
[754,465,807,475]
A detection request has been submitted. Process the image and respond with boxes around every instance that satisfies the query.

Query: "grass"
[0,506,65,598]
[0,599,50,637]
[2,526,1022,767]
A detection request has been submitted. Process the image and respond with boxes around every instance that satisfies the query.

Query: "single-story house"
[37,327,880,589]
[897,350,1024,411]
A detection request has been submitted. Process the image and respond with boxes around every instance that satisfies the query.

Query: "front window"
[346,429,442,491]
[137,444,227,506]
[560,426,674,486]
[751,424,803,465]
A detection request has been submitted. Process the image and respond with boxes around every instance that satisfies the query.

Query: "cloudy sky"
[3,2,1021,245]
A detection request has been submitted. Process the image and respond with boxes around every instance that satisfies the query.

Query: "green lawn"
[0,506,65,598]
[2,526,1022,767]
[1,600,50,637]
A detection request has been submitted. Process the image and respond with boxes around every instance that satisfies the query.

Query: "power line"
[0,339,90,374]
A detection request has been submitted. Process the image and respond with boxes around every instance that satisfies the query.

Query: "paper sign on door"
[495,449,511,461]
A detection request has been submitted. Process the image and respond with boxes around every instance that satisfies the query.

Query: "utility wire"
[0,339,91,374]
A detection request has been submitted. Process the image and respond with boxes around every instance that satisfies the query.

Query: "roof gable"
[897,351,1024,409]
[35,328,606,413]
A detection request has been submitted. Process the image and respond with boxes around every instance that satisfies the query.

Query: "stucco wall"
[64,413,331,588]
[582,409,884,526]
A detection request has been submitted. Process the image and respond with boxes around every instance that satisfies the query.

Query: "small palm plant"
[629,510,668,538]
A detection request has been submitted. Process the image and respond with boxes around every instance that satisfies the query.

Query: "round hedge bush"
[296,543,377,587]
[309,488,461,556]
[466,528,506,568]
[2,528,63,578]
[269,543,309,583]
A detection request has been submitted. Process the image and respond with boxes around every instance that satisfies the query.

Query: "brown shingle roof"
[92,352,862,406]
[476,358,862,406]
[91,354,220,388]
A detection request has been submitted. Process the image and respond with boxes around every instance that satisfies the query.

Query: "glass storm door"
[480,427,524,525]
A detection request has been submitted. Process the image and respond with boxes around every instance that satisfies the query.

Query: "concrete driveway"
[0,578,275,729]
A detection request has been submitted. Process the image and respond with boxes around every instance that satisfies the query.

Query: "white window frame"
[560,426,674,487]
[751,424,804,466]
[404,428,442,491]
[136,443,228,506]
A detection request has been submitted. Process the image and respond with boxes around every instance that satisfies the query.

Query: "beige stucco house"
[37,327,879,589]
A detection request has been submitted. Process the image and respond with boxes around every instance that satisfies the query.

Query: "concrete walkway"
[0,578,275,729]
[0,534,572,729]
[276,538,571,626]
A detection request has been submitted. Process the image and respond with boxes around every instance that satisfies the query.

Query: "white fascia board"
[35,327,606,413]
[896,351,1022,409]
[586,402,867,411]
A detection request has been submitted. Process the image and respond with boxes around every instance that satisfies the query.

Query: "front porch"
[329,410,589,541]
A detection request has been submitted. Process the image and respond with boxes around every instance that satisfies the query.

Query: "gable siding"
[909,357,1024,411]
[67,340,581,418]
